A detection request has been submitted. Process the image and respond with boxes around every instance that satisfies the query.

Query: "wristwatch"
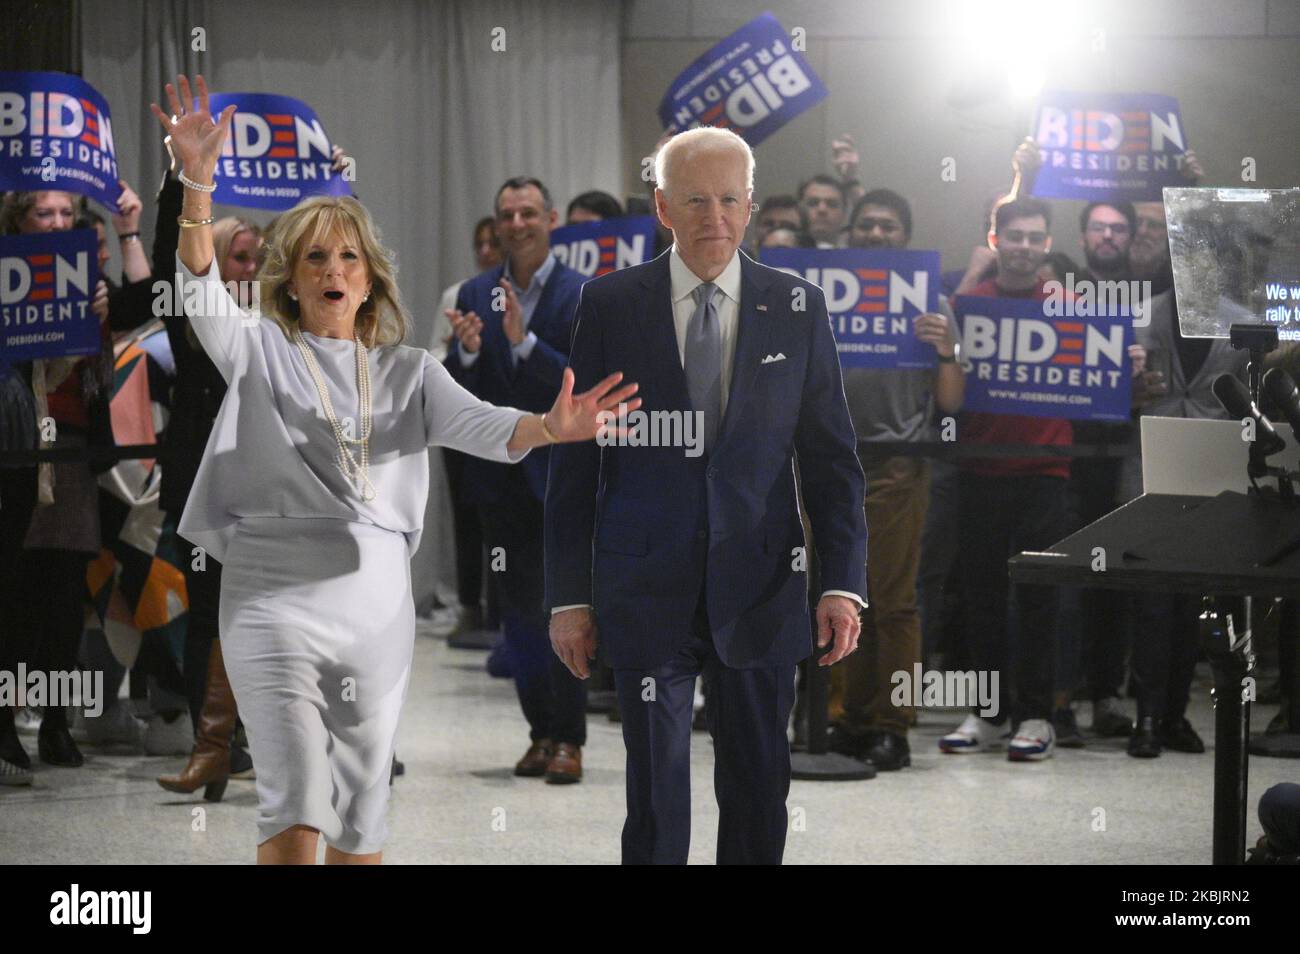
[938,341,961,364]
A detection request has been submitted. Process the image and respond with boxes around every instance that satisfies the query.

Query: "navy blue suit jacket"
[544,249,868,670]
[446,259,583,503]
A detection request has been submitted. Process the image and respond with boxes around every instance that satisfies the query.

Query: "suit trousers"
[1129,591,1199,723]
[841,455,930,737]
[177,534,223,731]
[479,468,586,746]
[613,594,796,864]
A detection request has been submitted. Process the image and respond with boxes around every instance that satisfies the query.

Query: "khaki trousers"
[841,455,931,737]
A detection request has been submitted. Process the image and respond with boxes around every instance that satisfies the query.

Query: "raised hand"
[1012,136,1043,178]
[148,74,236,179]
[544,368,641,443]
[830,133,860,180]
[112,180,142,234]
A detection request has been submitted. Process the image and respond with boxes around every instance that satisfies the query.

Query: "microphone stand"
[1228,323,1297,500]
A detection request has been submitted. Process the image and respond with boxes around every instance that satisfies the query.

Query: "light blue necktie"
[685,282,722,452]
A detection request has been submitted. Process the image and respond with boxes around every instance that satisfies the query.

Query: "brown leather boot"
[157,640,236,801]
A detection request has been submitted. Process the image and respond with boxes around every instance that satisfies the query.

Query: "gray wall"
[622,0,1300,270]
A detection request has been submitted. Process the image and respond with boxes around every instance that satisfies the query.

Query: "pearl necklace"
[292,327,377,502]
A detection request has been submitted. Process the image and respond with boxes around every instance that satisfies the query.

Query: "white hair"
[654,127,755,196]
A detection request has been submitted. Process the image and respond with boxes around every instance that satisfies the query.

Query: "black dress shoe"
[1127,717,1162,758]
[38,726,84,767]
[865,732,911,771]
[1052,708,1086,749]
[1159,716,1205,753]
[827,727,875,761]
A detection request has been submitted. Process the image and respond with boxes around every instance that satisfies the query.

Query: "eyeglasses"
[1136,217,1167,233]
[1086,222,1130,237]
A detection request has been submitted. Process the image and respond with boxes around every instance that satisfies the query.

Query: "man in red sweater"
[940,197,1069,761]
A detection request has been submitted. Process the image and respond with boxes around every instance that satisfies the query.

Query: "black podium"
[1010,490,1300,865]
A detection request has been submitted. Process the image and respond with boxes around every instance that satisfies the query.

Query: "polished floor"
[1,619,1292,865]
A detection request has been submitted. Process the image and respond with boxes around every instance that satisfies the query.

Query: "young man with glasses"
[939,197,1071,762]
[1061,200,1141,745]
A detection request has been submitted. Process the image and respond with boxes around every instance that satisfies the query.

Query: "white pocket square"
[761,353,787,364]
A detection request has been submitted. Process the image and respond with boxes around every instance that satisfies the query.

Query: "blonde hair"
[256,195,409,348]
[212,216,261,280]
[184,217,262,352]
[1,190,85,236]
[654,127,755,197]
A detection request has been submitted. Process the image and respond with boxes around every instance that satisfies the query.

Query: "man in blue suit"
[447,176,589,782]
[545,129,868,863]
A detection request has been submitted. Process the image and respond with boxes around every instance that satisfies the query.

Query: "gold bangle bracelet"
[539,413,560,444]
[177,216,215,228]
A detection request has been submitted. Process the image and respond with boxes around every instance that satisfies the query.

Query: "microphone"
[1213,373,1286,457]
[1263,367,1300,439]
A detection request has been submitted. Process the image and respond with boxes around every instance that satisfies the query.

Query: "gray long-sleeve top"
[175,252,530,564]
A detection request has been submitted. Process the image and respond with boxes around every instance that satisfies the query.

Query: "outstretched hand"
[148,74,235,177]
[544,368,641,443]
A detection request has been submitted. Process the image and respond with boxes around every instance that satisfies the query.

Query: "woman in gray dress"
[150,75,638,864]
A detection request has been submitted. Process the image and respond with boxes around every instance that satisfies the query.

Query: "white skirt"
[219,516,414,854]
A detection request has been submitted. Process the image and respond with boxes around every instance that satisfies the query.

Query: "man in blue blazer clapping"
[545,130,868,863]
[447,176,589,783]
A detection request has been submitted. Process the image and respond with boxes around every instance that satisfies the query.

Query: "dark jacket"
[153,172,229,517]
[544,249,868,670]
[444,257,583,503]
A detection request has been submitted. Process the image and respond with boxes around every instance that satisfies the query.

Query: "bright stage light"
[945,0,1089,104]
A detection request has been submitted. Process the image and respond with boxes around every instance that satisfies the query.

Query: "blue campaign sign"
[0,230,100,361]
[0,71,123,209]
[550,216,658,279]
[657,13,828,147]
[1031,90,1190,202]
[206,93,352,210]
[953,295,1132,421]
[761,247,940,370]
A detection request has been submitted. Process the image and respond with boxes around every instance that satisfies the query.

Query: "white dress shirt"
[553,245,865,616]
[668,244,741,419]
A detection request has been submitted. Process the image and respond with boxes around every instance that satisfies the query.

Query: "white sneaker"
[143,713,194,756]
[939,714,1004,753]
[1008,718,1056,761]
[0,757,32,786]
[84,703,145,749]
[15,707,42,735]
